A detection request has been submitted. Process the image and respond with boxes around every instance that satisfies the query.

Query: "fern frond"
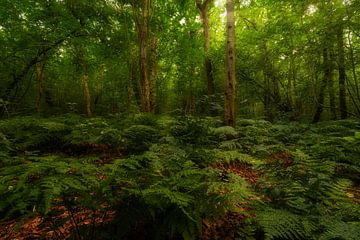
[319,218,360,240]
[257,208,314,240]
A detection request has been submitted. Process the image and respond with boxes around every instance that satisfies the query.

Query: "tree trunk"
[287,55,295,110]
[81,63,92,117]
[224,0,236,127]
[328,66,337,120]
[149,35,158,112]
[337,24,348,119]
[138,0,152,113]
[261,42,279,121]
[263,72,273,122]
[313,48,331,123]
[196,0,215,115]
[347,31,360,102]
[94,64,105,107]
[35,62,45,113]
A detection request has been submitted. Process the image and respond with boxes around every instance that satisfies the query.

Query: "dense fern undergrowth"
[0,114,360,240]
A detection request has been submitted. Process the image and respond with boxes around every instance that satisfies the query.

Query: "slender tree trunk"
[313,48,331,123]
[94,64,105,108]
[261,42,279,121]
[196,0,215,115]
[138,0,153,113]
[224,0,236,127]
[328,67,337,120]
[328,49,336,120]
[130,51,142,109]
[149,35,158,112]
[35,62,45,113]
[263,73,273,121]
[287,55,296,110]
[347,30,360,113]
[346,80,360,115]
[345,4,360,105]
[81,63,92,117]
[334,25,346,120]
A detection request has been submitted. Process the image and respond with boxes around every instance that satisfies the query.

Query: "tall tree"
[337,23,348,119]
[195,0,215,115]
[35,61,46,114]
[131,0,154,113]
[224,0,236,127]
[313,47,332,123]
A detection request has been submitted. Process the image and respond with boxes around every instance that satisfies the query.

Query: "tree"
[337,21,348,119]
[195,0,215,115]
[224,0,236,127]
[131,0,154,113]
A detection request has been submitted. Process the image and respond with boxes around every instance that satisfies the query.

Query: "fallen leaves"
[0,205,115,240]
[213,161,260,184]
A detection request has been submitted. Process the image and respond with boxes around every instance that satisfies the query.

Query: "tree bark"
[337,24,348,119]
[35,62,45,113]
[224,0,236,127]
[313,48,331,123]
[81,63,92,117]
[134,0,153,113]
[149,35,158,112]
[94,64,105,105]
[196,0,215,115]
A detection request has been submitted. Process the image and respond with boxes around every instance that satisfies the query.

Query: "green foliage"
[1,116,360,239]
[99,141,253,239]
[170,117,211,146]
[247,120,360,240]
[0,116,71,150]
[211,126,238,140]
[0,155,104,218]
[123,125,161,153]
[319,218,360,240]
[257,208,315,240]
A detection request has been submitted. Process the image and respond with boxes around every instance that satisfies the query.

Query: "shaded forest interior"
[1,0,360,239]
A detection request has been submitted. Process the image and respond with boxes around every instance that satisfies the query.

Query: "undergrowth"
[0,115,359,239]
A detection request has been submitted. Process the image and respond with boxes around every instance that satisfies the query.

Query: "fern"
[256,208,315,240]
[0,155,105,218]
[319,218,360,240]
[123,124,160,153]
[170,117,211,146]
[210,126,238,140]
[213,150,261,165]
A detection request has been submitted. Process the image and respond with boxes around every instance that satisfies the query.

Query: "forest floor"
[0,115,360,239]
[0,149,260,239]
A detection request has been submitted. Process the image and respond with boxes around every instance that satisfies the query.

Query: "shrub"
[123,125,160,154]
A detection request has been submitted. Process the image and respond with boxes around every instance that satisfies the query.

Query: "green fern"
[211,126,238,140]
[319,218,360,240]
[256,208,315,240]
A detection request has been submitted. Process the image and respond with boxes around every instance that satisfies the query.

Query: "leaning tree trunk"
[337,24,348,119]
[224,0,236,127]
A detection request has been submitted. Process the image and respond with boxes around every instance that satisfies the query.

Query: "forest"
[0,0,360,239]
